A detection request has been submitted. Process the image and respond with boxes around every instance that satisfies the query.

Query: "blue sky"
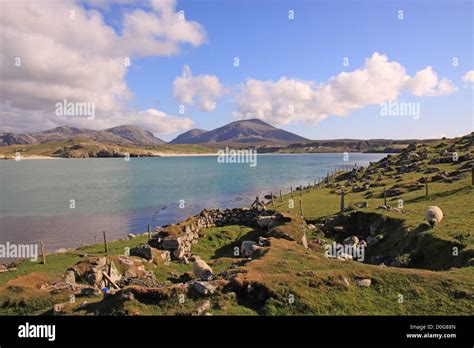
[4,0,471,140]
[126,0,473,140]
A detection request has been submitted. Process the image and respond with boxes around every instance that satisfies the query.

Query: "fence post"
[291,186,294,198]
[299,199,304,217]
[425,180,429,196]
[148,224,151,239]
[340,190,345,213]
[383,188,387,206]
[40,241,46,264]
[271,192,274,206]
[103,231,108,254]
[280,189,283,202]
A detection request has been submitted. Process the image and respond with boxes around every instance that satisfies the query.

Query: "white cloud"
[462,70,474,87]
[0,0,205,133]
[173,65,224,111]
[234,53,458,125]
[405,66,457,96]
[116,108,194,134]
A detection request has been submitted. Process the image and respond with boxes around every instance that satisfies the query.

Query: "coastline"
[0,151,381,160]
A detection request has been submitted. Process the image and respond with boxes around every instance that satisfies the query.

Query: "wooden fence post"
[40,241,46,264]
[291,186,294,198]
[271,192,274,206]
[279,189,283,202]
[103,231,108,254]
[472,167,474,185]
[425,180,429,196]
[340,190,345,213]
[148,224,151,239]
[299,186,302,196]
[299,199,304,217]
[383,188,387,206]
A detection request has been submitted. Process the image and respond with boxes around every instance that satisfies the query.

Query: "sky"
[0,0,473,141]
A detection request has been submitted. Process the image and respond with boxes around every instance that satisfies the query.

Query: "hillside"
[1,125,165,147]
[169,129,207,144]
[0,134,472,316]
[0,139,213,159]
[170,119,309,145]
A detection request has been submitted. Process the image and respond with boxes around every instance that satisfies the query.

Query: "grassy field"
[0,134,472,315]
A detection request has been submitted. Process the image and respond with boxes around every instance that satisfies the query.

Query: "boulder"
[53,303,64,315]
[343,236,359,246]
[191,281,216,296]
[356,278,372,287]
[192,300,211,316]
[63,270,76,286]
[258,237,270,246]
[130,244,153,260]
[256,216,274,229]
[161,237,182,250]
[337,253,353,261]
[241,241,258,256]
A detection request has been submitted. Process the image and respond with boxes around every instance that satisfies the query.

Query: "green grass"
[238,238,474,315]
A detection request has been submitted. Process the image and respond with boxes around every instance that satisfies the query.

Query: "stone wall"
[149,208,275,263]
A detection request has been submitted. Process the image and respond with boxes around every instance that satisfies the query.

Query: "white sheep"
[192,256,213,280]
[426,206,444,227]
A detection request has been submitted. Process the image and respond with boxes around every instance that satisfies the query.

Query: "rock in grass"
[343,236,359,246]
[53,303,64,315]
[192,281,216,296]
[356,278,372,287]
[192,300,211,316]
[241,241,258,256]
[257,215,275,229]
[63,270,76,286]
[130,244,153,260]
[426,206,443,227]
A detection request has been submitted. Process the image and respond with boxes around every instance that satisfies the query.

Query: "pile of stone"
[67,255,162,293]
[149,208,277,263]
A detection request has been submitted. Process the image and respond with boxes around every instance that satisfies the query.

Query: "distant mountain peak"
[171,118,308,145]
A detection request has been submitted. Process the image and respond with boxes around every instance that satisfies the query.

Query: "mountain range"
[0,119,441,154]
[0,119,308,147]
[0,125,166,147]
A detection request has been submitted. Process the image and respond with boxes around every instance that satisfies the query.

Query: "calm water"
[0,153,385,253]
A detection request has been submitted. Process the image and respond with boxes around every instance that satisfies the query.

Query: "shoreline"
[0,151,384,160]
